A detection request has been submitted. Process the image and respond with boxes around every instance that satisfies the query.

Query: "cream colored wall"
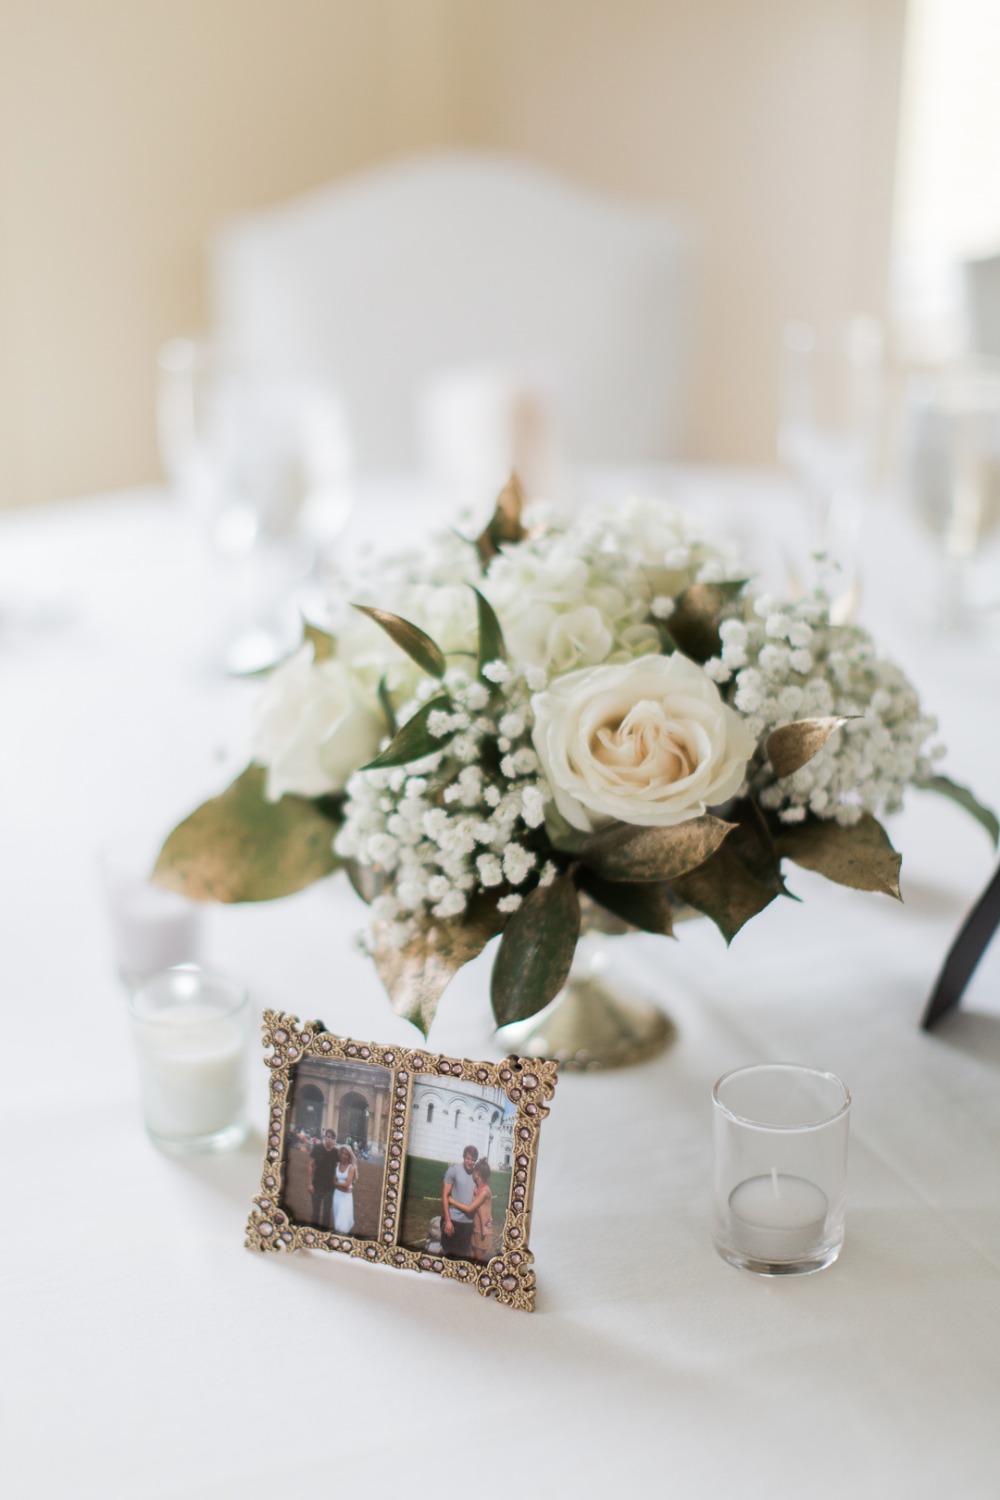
[446,0,908,466]
[0,0,454,508]
[0,0,906,507]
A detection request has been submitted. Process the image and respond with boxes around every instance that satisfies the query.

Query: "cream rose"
[530,653,755,833]
[251,646,384,801]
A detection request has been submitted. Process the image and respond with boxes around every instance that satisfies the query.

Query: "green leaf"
[652,620,679,653]
[581,814,735,883]
[712,795,790,892]
[765,716,852,778]
[667,580,747,663]
[916,774,1000,847]
[153,765,341,903]
[577,869,676,936]
[302,619,336,662]
[475,473,528,566]
[377,675,397,736]
[670,838,780,943]
[351,604,446,680]
[360,694,454,771]
[373,897,506,1037]
[490,875,582,1027]
[774,812,902,899]
[471,585,506,676]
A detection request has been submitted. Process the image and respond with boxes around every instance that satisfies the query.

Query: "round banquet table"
[4,467,1000,1500]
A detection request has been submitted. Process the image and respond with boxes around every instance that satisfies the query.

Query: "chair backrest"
[211,151,698,473]
[964,251,1000,356]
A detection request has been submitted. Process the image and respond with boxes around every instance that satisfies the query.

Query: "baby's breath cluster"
[703,591,940,825]
[334,664,557,948]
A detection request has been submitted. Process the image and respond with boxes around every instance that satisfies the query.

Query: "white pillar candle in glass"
[128,967,248,1152]
[712,1063,850,1275]
[101,840,203,989]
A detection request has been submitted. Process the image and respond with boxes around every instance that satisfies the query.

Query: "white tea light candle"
[128,968,248,1152]
[728,1172,829,1265]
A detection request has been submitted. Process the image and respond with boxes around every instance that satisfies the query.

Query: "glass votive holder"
[128,967,249,1153]
[712,1063,851,1276]
[101,838,203,990]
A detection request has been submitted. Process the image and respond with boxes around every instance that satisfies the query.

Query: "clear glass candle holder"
[712,1063,851,1276]
[128,967,249,1153]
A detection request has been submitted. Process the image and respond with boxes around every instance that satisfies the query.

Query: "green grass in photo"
[399,1155,512,1252]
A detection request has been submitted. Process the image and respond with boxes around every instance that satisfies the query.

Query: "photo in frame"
[246,1011,558,1310]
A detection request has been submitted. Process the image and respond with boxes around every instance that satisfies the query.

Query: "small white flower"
[503,844,537,885]
[477,854,503,887]
[427,710,454,738]
[651,596,675,620]
[499,712,526,738]
[482,660,510,684]
[497,894,523,914]
[433,890,467,919]
[538,861,558,887]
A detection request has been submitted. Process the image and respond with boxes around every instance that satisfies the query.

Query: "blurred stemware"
[156,337,353,672]
[903,361,1000,632]
[778,316,884,618]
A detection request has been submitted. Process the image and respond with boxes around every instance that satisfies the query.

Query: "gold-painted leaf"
[471,585,506,675]
[667,581,747,663]
[361,694,453,771]
[490,875,582,1027]
[372,897,505,1036]
[581,814,735,883]
[303,619,336,662]
[775,812,902,899]
[916,774,999,846]
[766,717,852,778]
[670,839,780,944]
[153,765,341,903]
[475,473,528,566]
[725,796,794,899]
[577,870,676,936]
[351,604,446,680]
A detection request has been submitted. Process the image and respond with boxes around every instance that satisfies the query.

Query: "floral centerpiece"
[156,480,996,1036]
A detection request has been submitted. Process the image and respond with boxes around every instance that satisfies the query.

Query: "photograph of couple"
[280,1056,391,1240]
[400,1077,516,1262]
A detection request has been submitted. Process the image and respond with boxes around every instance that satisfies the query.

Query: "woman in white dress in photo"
[332,1145,357,1234]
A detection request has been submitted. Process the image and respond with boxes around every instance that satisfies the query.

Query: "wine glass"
[156,338,353,671]
[902,361,1000,631]
[778,317,884,619]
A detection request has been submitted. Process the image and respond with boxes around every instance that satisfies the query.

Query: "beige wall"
[0,0,906,507]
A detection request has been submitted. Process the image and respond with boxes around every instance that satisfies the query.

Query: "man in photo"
[308,1128,339,1229]
[442,1145,479,1260]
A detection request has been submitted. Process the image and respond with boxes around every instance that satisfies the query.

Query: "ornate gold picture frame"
[245,1010,558,1311]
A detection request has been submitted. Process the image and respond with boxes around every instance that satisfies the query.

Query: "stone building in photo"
[289,1058,391,1158]
[407,1076,515,1170]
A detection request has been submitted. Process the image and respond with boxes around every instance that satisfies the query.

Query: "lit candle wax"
[728,1172,829,1265]
[133,1001,245,1141]
[108,877,201,988]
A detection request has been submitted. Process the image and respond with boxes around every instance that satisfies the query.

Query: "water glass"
[712,1063,851,1276]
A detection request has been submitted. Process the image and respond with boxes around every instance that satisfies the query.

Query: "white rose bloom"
[531,653,756,833]
[251,645,384,801]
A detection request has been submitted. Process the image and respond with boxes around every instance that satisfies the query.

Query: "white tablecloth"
[4,470,1000,1499]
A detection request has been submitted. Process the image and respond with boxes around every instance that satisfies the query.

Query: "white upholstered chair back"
[210,152,698,475]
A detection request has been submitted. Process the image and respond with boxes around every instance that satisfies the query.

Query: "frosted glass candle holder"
[712,1063,851,1276]
[128,967,249,1153]
[101,839,203,990]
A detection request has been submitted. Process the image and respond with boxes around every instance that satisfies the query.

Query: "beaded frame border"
[245,1009,558,1311]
